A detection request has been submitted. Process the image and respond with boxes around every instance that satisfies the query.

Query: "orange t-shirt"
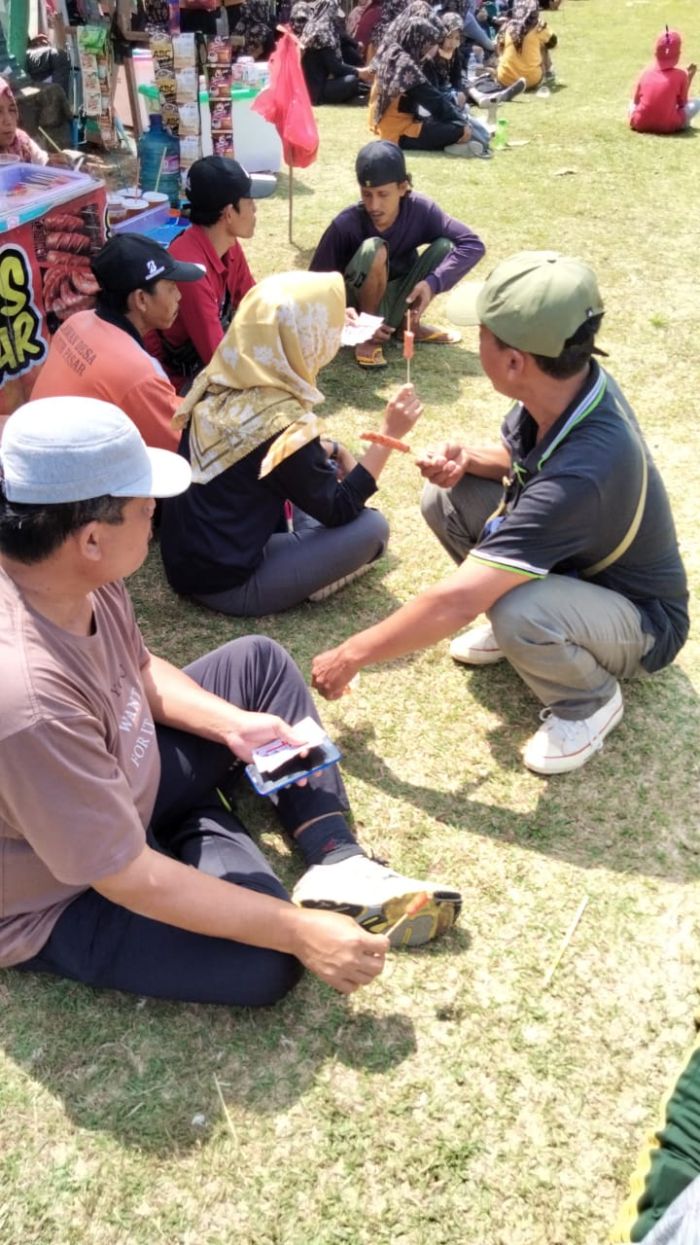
[31,311,180,451]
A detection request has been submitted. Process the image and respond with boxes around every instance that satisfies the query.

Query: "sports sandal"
[355,343,387,368]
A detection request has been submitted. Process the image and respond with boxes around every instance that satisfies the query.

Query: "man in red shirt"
[155,156,275,391]
[630,28,699,135]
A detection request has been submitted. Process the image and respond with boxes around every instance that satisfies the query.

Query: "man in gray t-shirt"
[312,251,688,776]
[0,396,461,1005]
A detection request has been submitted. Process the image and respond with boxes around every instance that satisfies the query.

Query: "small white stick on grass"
[542,895,589,989]
[213,1073,236,1140]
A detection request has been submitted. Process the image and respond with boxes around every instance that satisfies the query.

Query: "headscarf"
[655,27,681,70]
[507,0,539,52]
[431,12,462,86]
[372,10,443,124]
[289,0,312,36]
[227,0,275,56]
[0,77,42,163]
[438,12,463,39]
[301,0,342,52]
[174,271,345,484]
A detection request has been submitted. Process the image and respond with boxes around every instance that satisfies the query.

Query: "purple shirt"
[309,191,485,296]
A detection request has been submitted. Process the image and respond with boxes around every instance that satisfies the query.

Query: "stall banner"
[0,184,107,417]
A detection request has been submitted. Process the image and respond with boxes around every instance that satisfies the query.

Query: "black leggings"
[15,637,350,1008]
[400,119,464,150]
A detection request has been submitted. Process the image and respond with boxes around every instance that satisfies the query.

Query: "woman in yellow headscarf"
[160,270,423,615]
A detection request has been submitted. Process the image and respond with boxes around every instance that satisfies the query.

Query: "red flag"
[251,29,319,169]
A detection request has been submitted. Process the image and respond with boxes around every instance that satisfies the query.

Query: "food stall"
[0,161,107,419]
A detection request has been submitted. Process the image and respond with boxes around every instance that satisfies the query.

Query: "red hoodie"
[630,29,690,134]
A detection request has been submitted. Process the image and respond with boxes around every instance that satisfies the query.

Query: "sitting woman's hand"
[382,383,423,440]
[320,437,357,482]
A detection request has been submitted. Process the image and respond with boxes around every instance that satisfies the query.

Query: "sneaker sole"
[450,644,504,666]
[523,697,624,776]
[296,891,462,948]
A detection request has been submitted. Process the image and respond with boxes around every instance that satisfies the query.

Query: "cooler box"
[231,86,282,173]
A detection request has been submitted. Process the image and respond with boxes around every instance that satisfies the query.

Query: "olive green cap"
[446,250,604,357]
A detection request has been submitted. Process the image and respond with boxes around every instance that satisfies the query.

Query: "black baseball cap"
[91,234,204,293]
[355,140,407,188]
[185,156,276,209]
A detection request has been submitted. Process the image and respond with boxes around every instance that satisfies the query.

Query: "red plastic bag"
[252,29,319,169]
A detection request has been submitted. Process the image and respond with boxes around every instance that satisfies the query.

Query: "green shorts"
[343,236,454,329]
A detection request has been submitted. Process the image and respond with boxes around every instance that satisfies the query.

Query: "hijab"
[372,8,443,124]
[0,77,38,162]
[301,0,342,52]
[507,0,539,52]
[174,271,345,483]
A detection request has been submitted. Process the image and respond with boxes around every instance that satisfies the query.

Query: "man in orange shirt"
[32,235,204,450]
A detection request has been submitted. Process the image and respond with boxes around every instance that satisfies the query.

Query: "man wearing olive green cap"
[311,251,688,776]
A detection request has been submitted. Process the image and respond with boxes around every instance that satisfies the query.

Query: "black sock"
[294,814,365,868]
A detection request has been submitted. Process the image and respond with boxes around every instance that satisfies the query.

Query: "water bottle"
[492,116,508,150]
[466,50,477,81]
[137,114,181,207]
[199,75,213,157]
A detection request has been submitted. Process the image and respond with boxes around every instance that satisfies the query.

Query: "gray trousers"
[421,475,653,719]
[193,507,389,617]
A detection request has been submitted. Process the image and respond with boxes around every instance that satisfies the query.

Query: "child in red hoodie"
[630,28,699,134]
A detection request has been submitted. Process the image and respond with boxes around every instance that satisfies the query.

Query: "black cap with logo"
[355,140,408,188]
[185,156,276,210]
[91,234,204,293]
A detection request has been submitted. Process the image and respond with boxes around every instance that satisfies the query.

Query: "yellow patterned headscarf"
[173,270,345,483]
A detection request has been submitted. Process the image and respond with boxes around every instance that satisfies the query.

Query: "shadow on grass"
[333,661,700,884]
[0,965,421,1155]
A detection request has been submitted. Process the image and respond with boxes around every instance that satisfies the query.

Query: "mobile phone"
[245,738,342,797]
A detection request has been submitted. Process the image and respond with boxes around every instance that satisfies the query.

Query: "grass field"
[2,2,700,1242]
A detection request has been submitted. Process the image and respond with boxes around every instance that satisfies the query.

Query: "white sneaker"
[291,855,462,948]
[449,622,504,665]
[522,684,624,775]
[444,138,487,158]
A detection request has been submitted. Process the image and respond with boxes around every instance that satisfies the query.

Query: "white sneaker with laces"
[449,622,504,666]
[291,855,462,948]
[522,684,624,775]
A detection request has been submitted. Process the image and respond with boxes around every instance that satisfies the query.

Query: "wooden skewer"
[385,892,430,945]
[38,125,64,154]
[542,895,589,989]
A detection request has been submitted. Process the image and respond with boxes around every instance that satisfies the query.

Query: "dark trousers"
[321,75,360,104]
[15,637,350,1008]
[400,120,464,151]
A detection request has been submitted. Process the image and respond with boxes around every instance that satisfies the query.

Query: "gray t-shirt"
[0,573,160,966]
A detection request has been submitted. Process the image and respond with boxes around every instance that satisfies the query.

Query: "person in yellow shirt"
[496,0,557,91]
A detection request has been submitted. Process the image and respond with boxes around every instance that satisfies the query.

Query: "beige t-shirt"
[0,573,161,967]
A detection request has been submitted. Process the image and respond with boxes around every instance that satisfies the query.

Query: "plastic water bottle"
[492,116,508,150]
[199,75,213,157]
[138,114,181,206]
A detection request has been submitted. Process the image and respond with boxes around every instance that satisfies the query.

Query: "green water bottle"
[492,117,508,151]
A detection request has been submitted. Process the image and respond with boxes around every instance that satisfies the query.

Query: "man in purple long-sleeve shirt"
[309,140,486,367]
